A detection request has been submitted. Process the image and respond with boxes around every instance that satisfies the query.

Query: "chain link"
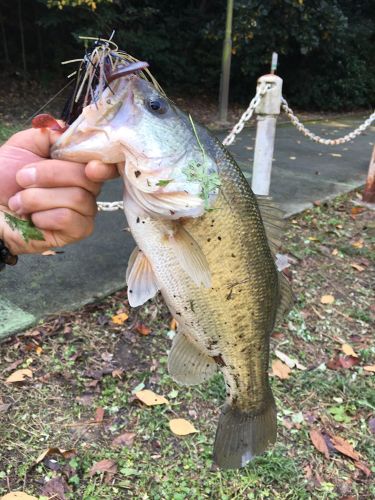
[97,201,124,211]
[222,82,272,146]
[281,97,375,146]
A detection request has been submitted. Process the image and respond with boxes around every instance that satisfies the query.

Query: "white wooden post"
[251,74,283,196]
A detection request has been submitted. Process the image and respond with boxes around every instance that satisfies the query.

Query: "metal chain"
[97,84,272,211]
[222,82,272,146]
[281,97,375,146]
[97,201,124,211]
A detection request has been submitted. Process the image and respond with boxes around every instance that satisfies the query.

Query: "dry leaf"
[135,323,151,336]
[1,493,38,500]
[331,248,338,256]
[341,344,358,358]
[35,346,43,356]
[309,429,329,459]
[169,418,198,436]
[89,459,117,482]
[135,389,169,406]
[6,368,33,383]
[354,461,372,477]
[41,476,70,499]
[351,263,365,272]
[351,207,366,215]
[42,250,56,256]
[271,359,291,379]
[35,447,76,465]
[170,318,178,330]
[330,435,360,460]
[111,432,136,448]
[111,313,128,325]
[95,407,105,423]
[320,294,335,305]
[363,365,375,373]
[351,240,364,248]
[275,350,306,370]
[339,356,360,369]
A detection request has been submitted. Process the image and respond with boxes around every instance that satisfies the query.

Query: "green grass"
[0,191,374,499]
[0,122,22,143]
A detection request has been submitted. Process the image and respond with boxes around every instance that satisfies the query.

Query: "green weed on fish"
[183,115,221,210]
[3,212,45,242]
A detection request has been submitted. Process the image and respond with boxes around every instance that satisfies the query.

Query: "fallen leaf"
[1,494,38,500]
[309,429,330,459]
[111,432,136,448]
[275,350,306,370]
[351,207,365,215]
[135,389,169,406]
[170,318,178,330]
[351,239,364,248]
[363,365,375,373]
[341,343,358,358]
[351,263,365,272]
[354,461,371,477]
[89,459,117,482]
[112,368,124,378]
[271,359,291,379]
[35,447,76,465]
[6,368,33,383]
[320,294,335,305]
[135,323,151,336]
[4,359,23,372]
[41,476,70,499]
[340,356,360,369]
[169,418,198,436]
[331,248,338,256]
[111,313,128,325]
[95,407,105,423]
[0,403,11,412]
[330,435,360,460]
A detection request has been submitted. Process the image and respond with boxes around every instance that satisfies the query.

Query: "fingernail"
[8,193,22,213]
[17,167,36,186]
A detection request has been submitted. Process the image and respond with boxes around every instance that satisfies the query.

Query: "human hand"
[0,127,119,256]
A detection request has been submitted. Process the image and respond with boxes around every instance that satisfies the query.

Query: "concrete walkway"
[1,115,373,339]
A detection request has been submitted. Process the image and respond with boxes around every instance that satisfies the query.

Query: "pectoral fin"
[168,332,217,385]
[167,225,211,288]
[126,246,159,307]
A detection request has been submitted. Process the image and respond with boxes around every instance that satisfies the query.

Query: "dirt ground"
[0,190,374,499]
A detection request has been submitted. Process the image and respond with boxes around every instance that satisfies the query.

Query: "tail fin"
[213,399,277,469]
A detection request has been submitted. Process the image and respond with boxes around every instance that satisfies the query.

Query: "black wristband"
[0,239,18,271]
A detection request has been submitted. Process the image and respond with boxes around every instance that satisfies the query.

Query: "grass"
[0,191,374,499]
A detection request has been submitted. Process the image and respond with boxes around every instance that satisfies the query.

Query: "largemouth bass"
[51,67,293,469]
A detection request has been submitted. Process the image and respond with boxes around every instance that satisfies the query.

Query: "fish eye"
[148,98,168,114]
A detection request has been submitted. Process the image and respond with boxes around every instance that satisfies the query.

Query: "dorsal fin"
[276,272,295,324]
[256,195,285,255]
[256,196,294,321]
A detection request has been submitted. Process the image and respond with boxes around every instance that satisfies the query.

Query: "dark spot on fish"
[211,219,215,223]
[207,238,211,242]
[206,364,210,368]
[129,290,133,293]
[142,221,145,224]
[134,170,141,178]
[170,210,175,215]
[189,300,195,312]
[226,392,230,397]
[238,334,244,339]
[173,295,176,298]
[231,253,236,258]
[184,306,188,311]
[213,355,226,367]
[218,236,222,241]
[136,217,140,223]
[176,312,181,316]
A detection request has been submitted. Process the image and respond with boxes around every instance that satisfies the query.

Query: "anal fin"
[168,332,217,386]
[126,246,159,307]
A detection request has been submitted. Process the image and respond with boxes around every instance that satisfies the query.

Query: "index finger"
[5,126,65,158]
